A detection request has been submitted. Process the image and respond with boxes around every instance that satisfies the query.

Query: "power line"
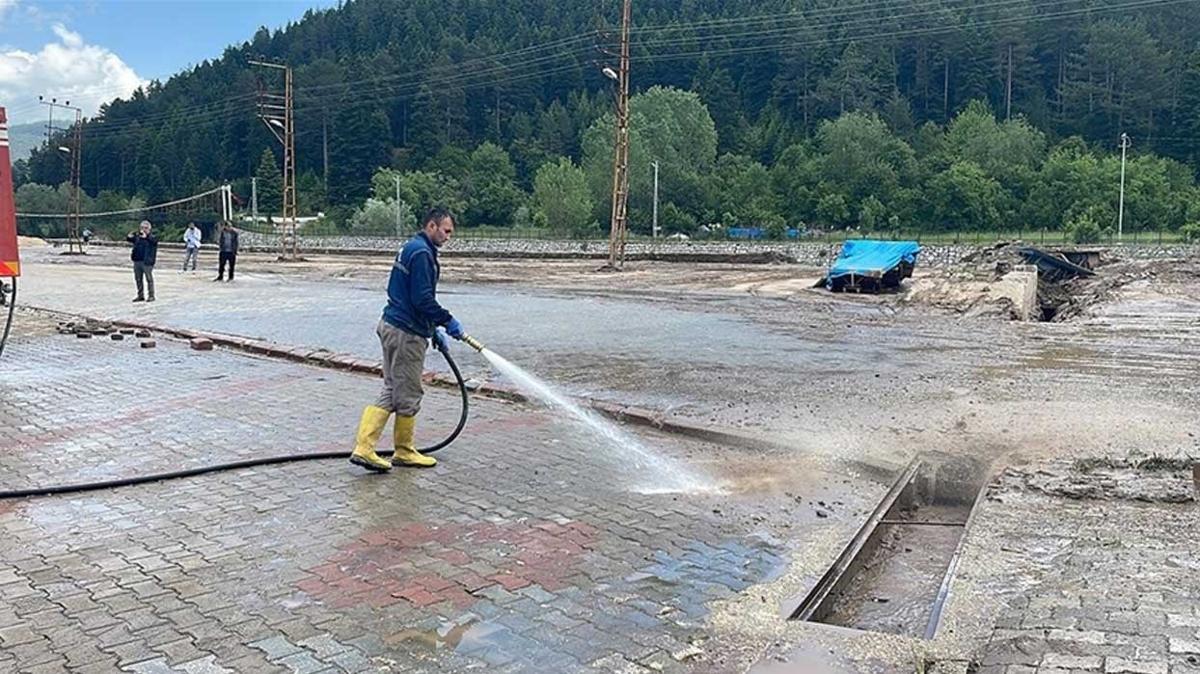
[634,0,1192,64]
[630,0,1082,50]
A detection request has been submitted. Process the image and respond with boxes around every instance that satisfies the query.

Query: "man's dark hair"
[423,207,454,228]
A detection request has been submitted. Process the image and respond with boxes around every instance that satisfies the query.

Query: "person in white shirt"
[182,222,202,272]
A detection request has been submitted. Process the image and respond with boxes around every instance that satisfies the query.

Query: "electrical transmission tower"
[38,96,83,255]
[250,59,298,260]
[604,0,633,270]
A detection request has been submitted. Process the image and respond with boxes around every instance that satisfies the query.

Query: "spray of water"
[478,348,716,493]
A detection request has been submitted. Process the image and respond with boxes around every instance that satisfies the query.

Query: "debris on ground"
[190,337,214,351]
[57,319,116,336]
[915,242,1200,322]
[991,456,1197,503]
[1017,246,1096,281]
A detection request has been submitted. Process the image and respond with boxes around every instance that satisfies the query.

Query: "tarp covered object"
[0,107,19,277]
[825,239,920,286]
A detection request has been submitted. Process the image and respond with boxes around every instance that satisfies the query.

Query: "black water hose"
[0,341,470,499]
[0,277,14,360]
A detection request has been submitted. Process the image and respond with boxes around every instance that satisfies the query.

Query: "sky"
[0,0,338,126]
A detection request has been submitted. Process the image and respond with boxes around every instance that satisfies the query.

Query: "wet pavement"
[0,309,890,673]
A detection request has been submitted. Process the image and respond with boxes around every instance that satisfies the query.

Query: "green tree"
[659,202,697,236]
[254,148,283,217]
[925,161,1004,231]
[812,112,917,219]
[708,154,779,228]
[349,197,415,235]
[388,169,466,217]
[1025,148,1115,232]
[816,193,850,228]
[14,183,68,215]
[1066,208,1106,243]
[770,143,817,227]
[581,86,718,234]
[532,157,594,236]
[463,142,524,226]
[859,195,887,230]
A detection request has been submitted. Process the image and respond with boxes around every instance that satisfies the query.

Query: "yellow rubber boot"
[392,415,437,468]
[349,406,393,472]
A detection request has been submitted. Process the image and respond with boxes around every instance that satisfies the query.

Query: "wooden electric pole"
[38,96,83,254]
[251,59,299,260]
[605,0,633,270]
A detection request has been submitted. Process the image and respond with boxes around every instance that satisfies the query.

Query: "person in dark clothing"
[348,206,467,472]
[214,221,240,281]
[125,220,158,302]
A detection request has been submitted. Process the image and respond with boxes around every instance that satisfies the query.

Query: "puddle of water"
[390,615,517,660]
[479,347,717,494]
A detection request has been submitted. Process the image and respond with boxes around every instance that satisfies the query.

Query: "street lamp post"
[1117,133,1131,243]
[652,160,659,239]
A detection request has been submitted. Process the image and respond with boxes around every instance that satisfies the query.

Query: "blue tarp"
[826,240,921,282]
[727,227,801,240]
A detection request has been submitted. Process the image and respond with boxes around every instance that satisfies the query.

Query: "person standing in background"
[126,220,158,302]
[182,222,201,272]
[214,221,239,282]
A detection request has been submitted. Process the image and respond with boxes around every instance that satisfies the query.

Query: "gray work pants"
[133,261,155,299]
[373,320,428,416]
[182,246,199,271]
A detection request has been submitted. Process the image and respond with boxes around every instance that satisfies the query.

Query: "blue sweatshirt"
[382,232,453,338]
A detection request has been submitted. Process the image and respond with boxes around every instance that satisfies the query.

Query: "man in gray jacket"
[214,222,239,282]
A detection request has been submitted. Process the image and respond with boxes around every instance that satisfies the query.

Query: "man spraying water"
[350,207,468,472]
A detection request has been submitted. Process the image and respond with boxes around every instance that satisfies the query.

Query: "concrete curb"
[107,316,528,404]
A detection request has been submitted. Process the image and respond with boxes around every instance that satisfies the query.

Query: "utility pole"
[1005,44,1014,121]
[651,160,659,239]
[322,114,330,191]
[400,172,410,236]
[1117,132,1131,243]
[605,0,633,269]
[251,177,258,227]
[251,59,298,260]
[39,96,83,254]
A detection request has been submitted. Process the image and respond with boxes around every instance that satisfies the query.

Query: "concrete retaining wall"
[75,235,1200,268]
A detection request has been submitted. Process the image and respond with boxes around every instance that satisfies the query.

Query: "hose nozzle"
[461,335,485,352]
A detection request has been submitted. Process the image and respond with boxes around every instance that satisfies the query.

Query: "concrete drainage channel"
[789,454,990,639]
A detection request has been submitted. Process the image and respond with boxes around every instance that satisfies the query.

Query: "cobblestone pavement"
[964,489,1200,674]
[0,311,888,673]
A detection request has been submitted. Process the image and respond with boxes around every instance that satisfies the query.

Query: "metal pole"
[652,160,659,239]
[251,177,258,227]
[395,174,401,236]
[1117,133,1130,243]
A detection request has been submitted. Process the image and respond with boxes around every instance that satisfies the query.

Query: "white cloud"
[0,22,146,124]
[50,23,82,48]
